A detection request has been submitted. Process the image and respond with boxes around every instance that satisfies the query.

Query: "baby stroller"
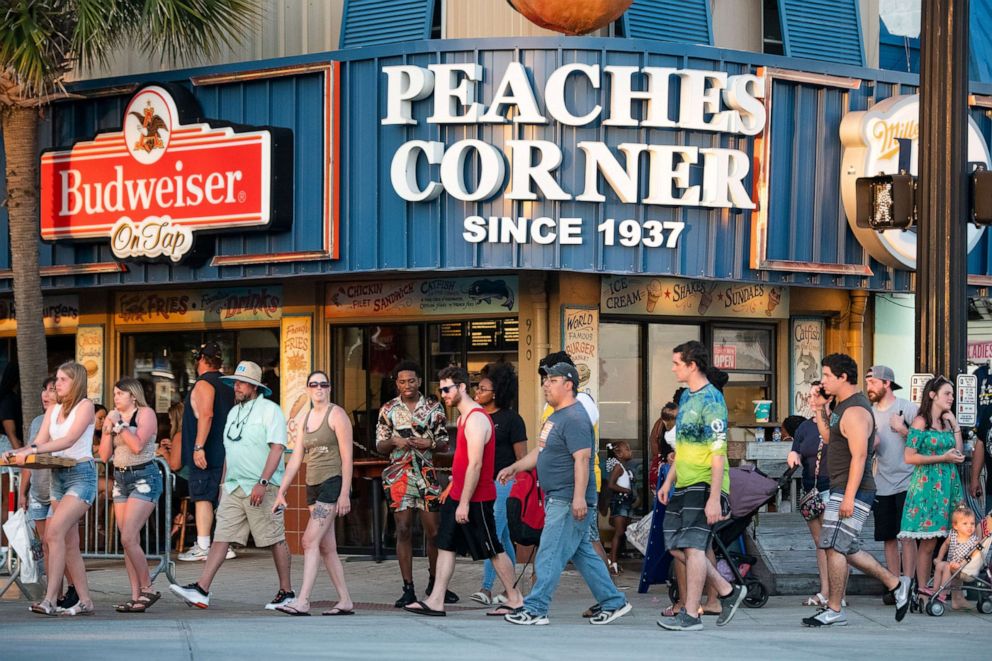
[668,465,796,609]
[924,515,992,617]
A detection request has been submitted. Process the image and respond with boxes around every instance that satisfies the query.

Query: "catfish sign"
[40,84,293,263]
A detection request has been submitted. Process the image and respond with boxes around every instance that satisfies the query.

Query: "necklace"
[227,397,257,442]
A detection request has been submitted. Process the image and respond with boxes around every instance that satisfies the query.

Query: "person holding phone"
[898,376,966,602]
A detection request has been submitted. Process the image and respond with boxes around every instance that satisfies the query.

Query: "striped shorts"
[819,489,876,555]
[663,483,730,551]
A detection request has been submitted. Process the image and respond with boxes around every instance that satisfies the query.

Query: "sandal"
[29,600,58,616]
[138,589,161,609]
[116,600,147,613]
[660,604,683,618]
[803,593,828,607]
[59,602,95,616]
[469,591,493,606]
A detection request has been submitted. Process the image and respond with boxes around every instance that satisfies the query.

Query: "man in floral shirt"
[376,360,455,607]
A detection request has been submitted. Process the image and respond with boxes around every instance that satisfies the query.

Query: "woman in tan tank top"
[273,370,354,615]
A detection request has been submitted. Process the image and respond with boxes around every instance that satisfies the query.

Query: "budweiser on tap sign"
[40,83,293,263]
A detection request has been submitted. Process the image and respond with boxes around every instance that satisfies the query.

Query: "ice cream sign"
[40,84,294,263]
[601,276,789,319]
[382,62,766,249]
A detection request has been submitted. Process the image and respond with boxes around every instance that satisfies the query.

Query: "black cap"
[540,362,579,392]
[194,341,222,360]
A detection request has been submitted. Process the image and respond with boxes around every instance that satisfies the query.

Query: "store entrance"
[121,328,280,418]
[0,334,78,376]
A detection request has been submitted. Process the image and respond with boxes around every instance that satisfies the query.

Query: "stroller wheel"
[743,580,769,608]
[979,598,992,615]
[925,599,944,617]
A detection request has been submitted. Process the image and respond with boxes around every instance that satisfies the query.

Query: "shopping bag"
[2,509,39,584]
[625,515,651,555]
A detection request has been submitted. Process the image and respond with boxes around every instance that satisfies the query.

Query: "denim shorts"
[113,463,164,504]
[50,460,98,505]
[27,495,51,521]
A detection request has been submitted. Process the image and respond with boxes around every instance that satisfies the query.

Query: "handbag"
[798,440,826,522]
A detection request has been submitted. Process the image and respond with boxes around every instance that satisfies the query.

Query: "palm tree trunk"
[2,106,47,424]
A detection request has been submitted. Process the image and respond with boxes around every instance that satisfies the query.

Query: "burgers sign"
[40,84,293,263]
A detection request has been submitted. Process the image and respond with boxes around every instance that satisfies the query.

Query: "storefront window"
[647,324,701,425]
[599,322,643,506]
[0,335,78,377]
[121,329,279,416]
[712,326,775,423]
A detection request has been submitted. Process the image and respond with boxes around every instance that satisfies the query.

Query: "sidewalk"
[1,550,989,660]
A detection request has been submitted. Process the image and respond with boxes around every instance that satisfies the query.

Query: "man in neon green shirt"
[657,341,744,632]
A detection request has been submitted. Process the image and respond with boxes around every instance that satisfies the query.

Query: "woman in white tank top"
[5,362,96,616]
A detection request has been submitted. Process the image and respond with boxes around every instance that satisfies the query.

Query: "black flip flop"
[322,607,355,616]
[403,600,446,617]
[275,604,311,616]
[487,604,523,616]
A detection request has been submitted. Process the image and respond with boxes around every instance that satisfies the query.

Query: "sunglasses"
[308,381,331,389]
[439,384,458,395]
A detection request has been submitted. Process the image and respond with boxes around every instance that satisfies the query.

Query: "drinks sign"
[115,286,282,325]
[601,276,788,319]
[40,84,293,263]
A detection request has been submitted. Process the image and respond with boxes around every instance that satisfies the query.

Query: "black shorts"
[188,467,224,507]
[435,498,503,561]
[873,491,907,541]
[306,475,343,506]
[663,483,731,551]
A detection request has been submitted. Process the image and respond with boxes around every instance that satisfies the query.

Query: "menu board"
[601,276,789,319]
[0,295,79,332]
[116,286,282,325]
[75,325,104,405]
[281,315,313,452]
[562,306,599,401]
[327,277,518,317]
[790,317,825,417]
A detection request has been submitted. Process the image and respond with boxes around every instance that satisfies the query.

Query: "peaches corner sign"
[40,84,294,263]
[840,94,990,270]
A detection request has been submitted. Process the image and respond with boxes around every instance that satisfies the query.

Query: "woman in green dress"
[898,376,965,597]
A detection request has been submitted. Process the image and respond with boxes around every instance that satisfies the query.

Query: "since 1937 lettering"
[462,215,685,248]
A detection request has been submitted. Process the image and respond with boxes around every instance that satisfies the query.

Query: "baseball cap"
[867,365,902,391]
[540,362,579,392]
[194,341,222,360]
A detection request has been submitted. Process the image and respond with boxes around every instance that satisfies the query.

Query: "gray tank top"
[113,408,157,467]
[826,392,876,491]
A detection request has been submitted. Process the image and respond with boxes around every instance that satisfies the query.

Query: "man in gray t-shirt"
[536,402,597,505]
[865,366,918,584]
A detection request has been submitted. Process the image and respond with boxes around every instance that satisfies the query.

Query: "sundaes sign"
[40,84,293,263]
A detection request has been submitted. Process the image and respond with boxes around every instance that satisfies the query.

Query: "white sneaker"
[170,582,210,609]
[178,544,209,562]
[225,547,237,560]
[802,607,848,627]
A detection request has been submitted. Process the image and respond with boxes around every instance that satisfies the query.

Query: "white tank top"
[48,402,94,461]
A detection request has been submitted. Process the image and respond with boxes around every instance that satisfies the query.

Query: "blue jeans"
[482,478,516,591]
[523,495,626,617]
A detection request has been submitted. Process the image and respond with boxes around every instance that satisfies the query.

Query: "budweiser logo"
[40,83,293,263]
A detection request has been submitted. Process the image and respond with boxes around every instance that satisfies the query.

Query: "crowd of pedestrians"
[0,342,985,632]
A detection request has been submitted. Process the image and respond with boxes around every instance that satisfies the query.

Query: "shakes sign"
[40,84,293,263]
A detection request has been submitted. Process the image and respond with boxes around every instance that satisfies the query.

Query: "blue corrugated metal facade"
[7,36,992,294]
[779,0,865,67]
[623,0,712,45]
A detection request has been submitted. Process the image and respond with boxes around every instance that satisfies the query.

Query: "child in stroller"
[924,505,992,616]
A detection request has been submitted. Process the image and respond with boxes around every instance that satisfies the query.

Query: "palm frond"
[0,0,75,101]
[138,0,260,64]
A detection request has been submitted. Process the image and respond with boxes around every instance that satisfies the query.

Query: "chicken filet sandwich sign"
[40,83,293,263]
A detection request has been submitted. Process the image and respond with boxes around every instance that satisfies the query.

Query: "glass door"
[598,322,643,508]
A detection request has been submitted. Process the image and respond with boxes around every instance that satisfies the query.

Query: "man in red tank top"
[404,367,524,617]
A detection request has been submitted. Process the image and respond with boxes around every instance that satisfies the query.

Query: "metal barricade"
[1,465,18,575]
[80,457,176,584]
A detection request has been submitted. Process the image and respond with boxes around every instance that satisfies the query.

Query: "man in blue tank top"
[178,342,235,562]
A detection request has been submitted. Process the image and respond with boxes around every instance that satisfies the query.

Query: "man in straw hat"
[170,361,295,610]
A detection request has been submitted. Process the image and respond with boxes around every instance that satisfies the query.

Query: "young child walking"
[606,441,635,576]
[932,506,981,610]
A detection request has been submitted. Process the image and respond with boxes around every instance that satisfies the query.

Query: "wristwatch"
[258,478,269,486]
[194,445,205,452]
[113,421,126,434]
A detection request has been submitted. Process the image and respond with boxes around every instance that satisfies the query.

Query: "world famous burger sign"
[40,83,293,263]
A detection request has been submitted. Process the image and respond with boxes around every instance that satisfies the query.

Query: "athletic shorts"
[819,488,875,555]
[663,483,730,551]
[435,497,503,561]
[873,491,907,542]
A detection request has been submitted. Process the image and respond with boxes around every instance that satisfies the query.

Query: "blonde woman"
[272,370,354,615]
[98,377,162,613]
[5,362,96,616]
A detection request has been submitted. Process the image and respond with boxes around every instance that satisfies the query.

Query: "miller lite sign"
[40,83,293,263]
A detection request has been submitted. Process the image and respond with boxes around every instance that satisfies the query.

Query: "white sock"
[197,536,211,550]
